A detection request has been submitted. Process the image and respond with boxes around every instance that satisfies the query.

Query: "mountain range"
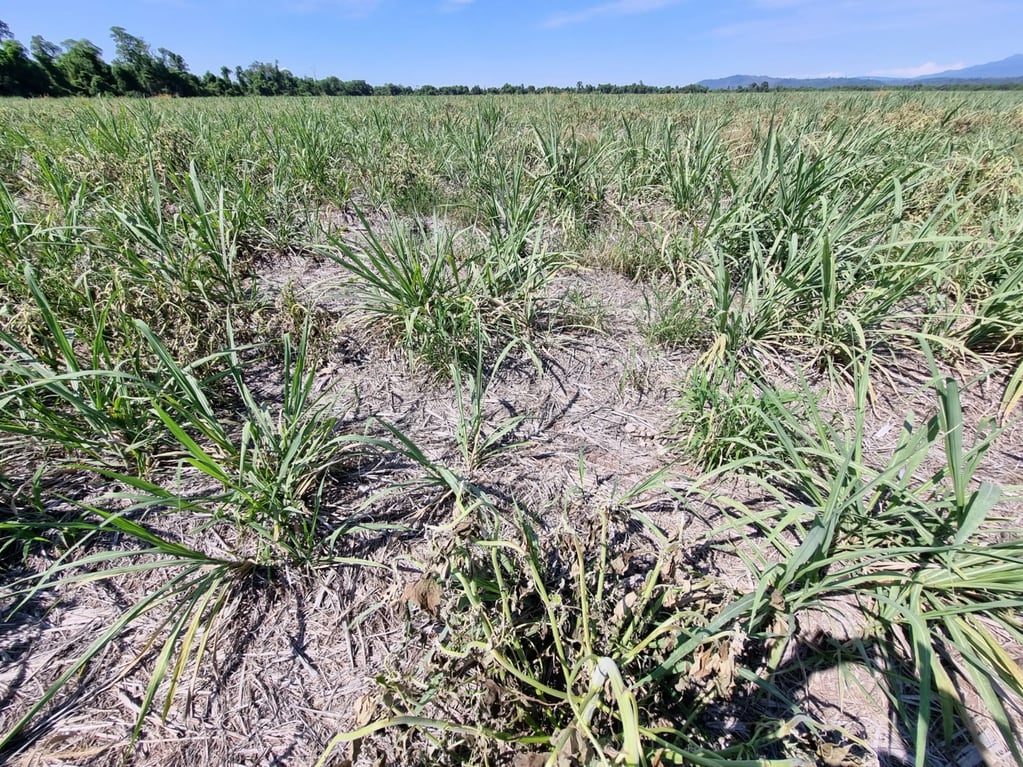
[698,54,1023,90]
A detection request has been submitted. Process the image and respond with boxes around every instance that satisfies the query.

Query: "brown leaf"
[819,741,855,767]
[690,646,716,682]
[687,640,738,695]
[612,591,639,625]
[347,693,378,765]
[512,753,550,767]
[769,588,787,612]
[354,692,377,728]
[716,641,736,693]
[610,551,635,575]
[401,576,442,617]
[555,726,595,767]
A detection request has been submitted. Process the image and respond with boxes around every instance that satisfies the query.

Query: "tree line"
[0,20,713,98]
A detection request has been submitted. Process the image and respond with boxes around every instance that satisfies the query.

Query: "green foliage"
[641,283,710,348]
[698,358,1023,765]
[0,513,250,752]
[452,338,526,473]
[135,318,368,564]
[321,505,784,766]
[53,39,114,96]
[320,210,558,369]
[0,38,49,96]
[532,117,607,231]
[0,266,160,472]
[659,116,731,220]
[672,357,791,471]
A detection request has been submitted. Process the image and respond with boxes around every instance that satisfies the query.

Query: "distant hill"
[697,74,898,90]
[921,54,1023,80]
[698,54,1023,90]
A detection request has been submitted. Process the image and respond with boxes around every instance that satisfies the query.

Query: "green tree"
[30,36,67,93]
[157,46,199,95]
[0,38,50,96]
[110,26,188,95]
[321,76,344,95]
[199,66,235,96]
[56,39,113,95]
[217,65,236,94]
[241,61,288,95]
[342,78,372,96]
[200,70,219,96]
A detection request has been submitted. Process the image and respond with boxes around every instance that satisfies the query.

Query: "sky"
[3,0,1021,87]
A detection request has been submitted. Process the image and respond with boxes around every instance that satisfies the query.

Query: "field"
[2,91,1023,766]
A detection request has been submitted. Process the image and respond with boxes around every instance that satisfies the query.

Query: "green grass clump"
[672,357,791,471]
[642,283,710,348]
[320,210,560,370]
[699,358,1023,766]
[333,360,1023,766]
[320,503,770,767]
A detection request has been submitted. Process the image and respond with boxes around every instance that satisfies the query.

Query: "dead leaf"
[348,693,378,765]
[690,646,716,683]
[716,640,736,693]
[401,576,442,617]
[555,726,595,767]
[769,588,787,612]
[512,753,550,767]
[612,591,639,625]
[818,741,856,767]
[688,640,738,695]
[354,692,377,728]
[610,551,636,575]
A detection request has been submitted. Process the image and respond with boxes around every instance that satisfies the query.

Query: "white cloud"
[868,61,965,77]
[441,0,474,10]
[544,0,682,29]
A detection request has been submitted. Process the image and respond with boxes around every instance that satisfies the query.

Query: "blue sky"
[3,0,1021,86]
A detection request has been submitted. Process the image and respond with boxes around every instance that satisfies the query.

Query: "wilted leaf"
[347,692,378,765]
[612,591,639,624]
[769,588,786,612]
[555,726,595,767]
[610,551,636,575]
[512,753,549,767]
[688,640,738,695]
[354,692,377,728]
[401,576,442,617]
[818,741,855,767]
[690,646,716,682]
